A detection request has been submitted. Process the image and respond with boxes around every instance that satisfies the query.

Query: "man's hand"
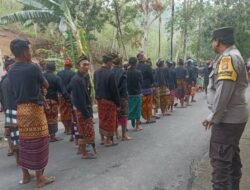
[202,119,213,130]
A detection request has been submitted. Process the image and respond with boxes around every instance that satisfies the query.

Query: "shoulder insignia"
[218,56,237,81]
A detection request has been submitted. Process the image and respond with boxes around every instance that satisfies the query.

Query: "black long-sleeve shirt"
[70,72,92,119]
[127,67,143,96]
[154,67,169,87]
[44,71,69,102]
[57,68,75,93]
[136,62,154,89]
[112,66,128,99]
[94,66,120,107]
[175,66,188,80]
[168,68,177,90]
[8,62,45,105]
[0,75,16,110]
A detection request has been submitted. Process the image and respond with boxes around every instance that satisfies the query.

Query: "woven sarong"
[59,96,72,121]
[128,96,142,120]
[142,95,153,121]
[170,90,176,103]
[159,86,170,109]
[19,137,49,171]
[76,110,95,144]
[153,87,160,109]
[176,79,187,99]
[17,103,49,140]
[117,98,128,126]
[45,99,58,125]
[97,99,117,137]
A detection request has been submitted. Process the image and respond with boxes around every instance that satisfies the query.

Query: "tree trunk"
[87,40,93,64]
[158,16,161,58]
[183,0,188,61]
[114,0,128,59]
[170,0,175,61]
[196,0,203,64]
[142,0,149,54]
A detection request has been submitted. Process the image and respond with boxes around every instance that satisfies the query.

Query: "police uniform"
[207,27,249,190]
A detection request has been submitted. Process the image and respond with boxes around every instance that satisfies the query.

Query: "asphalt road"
[0,92,211,190]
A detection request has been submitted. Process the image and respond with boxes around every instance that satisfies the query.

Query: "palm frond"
[0,10,58,25]
[17,0,48,10]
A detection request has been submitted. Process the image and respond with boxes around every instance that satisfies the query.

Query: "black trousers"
[209,123,246,190]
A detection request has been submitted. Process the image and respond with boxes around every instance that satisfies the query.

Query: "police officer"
[203,27,249,190]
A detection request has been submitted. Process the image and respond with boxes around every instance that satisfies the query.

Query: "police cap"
[212,27,235,45]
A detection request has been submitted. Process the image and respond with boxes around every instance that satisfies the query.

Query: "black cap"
[46,62,56,72]
[212,27,234,45]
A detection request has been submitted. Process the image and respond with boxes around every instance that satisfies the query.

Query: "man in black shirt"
[8,39,55,188]
[127,57,143,131]
[155,60,171,116]
[44,62,70,142]
[94,53,120,146]
[112,54,132,140]
[136,52,155,123]
[70,56,96,159]
[0,57,19,162]
[57,59,75,135]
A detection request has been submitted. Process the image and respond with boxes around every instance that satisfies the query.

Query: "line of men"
[0,38,199,188]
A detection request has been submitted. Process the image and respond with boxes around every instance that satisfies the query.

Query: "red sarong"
[76,110,95,144]
[97,99,117,137]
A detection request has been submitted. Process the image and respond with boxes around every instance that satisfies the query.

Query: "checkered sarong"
[10,128,19,146]
[5,109,17,128]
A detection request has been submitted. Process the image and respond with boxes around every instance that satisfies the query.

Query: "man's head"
[211,27,234,54]
[128,57,137,67]
[112,53,122,67]
[64,58,73,68]
[77,55,90,74]
[157,59,165,68]
[3,56,15,71]
[186,58,193,67]
[46,62,56,72]
[10,39,31,61]
[178,59,184,66]
[137,51,145,62]
[102,53,114,69]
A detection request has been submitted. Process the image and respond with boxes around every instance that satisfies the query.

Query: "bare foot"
[134,128,143,132]
[36,176,56,188]
[122,136,133,141]
[19,174,34,184]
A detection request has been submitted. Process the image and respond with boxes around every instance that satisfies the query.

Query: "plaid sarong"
[10,128,19,146]
[5,109,17,128]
